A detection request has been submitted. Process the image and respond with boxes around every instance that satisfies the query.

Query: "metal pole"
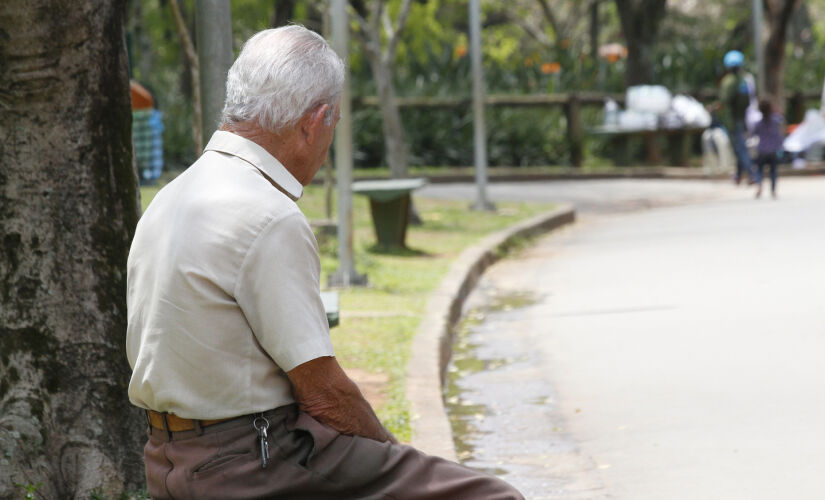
[196,0,234,146]
[469,0,494,211]
[329,0,366,287]
[753,0,765,97]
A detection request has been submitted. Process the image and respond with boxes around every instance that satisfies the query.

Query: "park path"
[428,177,825,499]
[418,178,739,214]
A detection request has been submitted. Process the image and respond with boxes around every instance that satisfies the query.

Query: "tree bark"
[368,51,409,178]
[615,0,667,87]
[764,0,802,104]
[350,0,413,179]
[0,1,144,498]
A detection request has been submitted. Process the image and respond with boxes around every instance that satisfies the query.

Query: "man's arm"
[287,356,398,444]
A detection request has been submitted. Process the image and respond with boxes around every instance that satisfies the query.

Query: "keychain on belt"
[253,414,270,469]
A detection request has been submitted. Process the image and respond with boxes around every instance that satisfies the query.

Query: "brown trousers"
[144,404,523,499]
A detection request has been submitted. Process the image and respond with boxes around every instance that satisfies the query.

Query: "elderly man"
[126,26,523,499]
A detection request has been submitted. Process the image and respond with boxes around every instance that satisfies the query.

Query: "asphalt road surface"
[435,177,825,499]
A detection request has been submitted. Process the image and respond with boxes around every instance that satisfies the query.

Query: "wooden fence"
[354,90,822,167]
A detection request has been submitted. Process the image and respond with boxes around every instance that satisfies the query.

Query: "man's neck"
[220,122,301,176]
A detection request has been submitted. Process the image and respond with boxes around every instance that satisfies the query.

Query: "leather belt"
[146,410,235,432]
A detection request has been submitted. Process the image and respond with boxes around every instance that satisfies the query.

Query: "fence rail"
[355,91,821,108]
[353,90,822,167]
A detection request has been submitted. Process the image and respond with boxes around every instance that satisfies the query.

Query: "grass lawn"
[140,182,553,442]
[330,161,622,180]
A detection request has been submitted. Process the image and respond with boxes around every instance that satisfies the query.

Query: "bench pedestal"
[352,179,427,250]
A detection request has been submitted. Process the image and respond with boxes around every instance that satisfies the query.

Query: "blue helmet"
[723,50,744,69]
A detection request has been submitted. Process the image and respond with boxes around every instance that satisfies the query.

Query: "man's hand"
[287,356,398,444]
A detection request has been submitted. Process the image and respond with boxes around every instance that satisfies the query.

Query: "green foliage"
[129,1,825,171]
[127,0,196,168]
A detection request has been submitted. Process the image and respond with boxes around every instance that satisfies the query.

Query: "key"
[259,428,269,469]
[253,415,270,469]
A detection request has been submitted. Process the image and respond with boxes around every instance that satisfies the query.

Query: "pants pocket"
[191,448,254,479]
[288,412,341,464]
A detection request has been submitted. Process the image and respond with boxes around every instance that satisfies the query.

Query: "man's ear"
[300,103,329,144]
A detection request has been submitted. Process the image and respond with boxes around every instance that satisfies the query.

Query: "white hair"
[221,25,345,132]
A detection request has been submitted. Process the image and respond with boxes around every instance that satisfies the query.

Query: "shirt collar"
[203,130,303,200]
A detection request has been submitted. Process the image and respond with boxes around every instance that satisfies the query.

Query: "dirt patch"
[346,368,390,410]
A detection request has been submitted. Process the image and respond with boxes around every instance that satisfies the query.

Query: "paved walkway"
[437,177,825,499]
[419,178,738,214]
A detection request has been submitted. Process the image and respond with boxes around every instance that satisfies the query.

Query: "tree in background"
[504,0,591,51]
[168,0,203,155]
[615,0,667,86]
[271,0,297,28]
[350,0,415,179]
[764,0,803,103]
[0,1,144,497]
[126,1,825,169]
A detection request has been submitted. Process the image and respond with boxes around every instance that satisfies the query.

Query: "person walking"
[753,98,784,199]
[126,26,523,500]
[717,50,759,185]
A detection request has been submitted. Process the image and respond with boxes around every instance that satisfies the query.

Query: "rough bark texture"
[615,0,667,87]
[764,0,802,104]
[0,1,144,498]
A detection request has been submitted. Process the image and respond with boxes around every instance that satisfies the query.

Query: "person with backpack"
[716,50,759,185]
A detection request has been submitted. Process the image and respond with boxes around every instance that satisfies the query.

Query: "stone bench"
[351,178,428,249]
[321,291,339,328]
[590,125,706,166]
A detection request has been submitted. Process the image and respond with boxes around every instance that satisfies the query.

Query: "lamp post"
[195,0,233,146]
[469,0,495,211]
[329,0,367,287]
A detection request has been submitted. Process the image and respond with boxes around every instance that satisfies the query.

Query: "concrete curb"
[406,205,576,460]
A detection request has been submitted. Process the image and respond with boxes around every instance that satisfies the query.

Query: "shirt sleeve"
[235,211,334,372]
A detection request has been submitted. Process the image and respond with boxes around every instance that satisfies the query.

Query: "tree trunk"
[169,0,203,156]
[764,0,802,104]
[271,0,296,27]
[0,1,144,498]
[350,0,412,179]
[615,0,667,87]
[368,53,409,178]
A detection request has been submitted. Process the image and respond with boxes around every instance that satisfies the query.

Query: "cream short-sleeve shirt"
[126,131,334,419]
